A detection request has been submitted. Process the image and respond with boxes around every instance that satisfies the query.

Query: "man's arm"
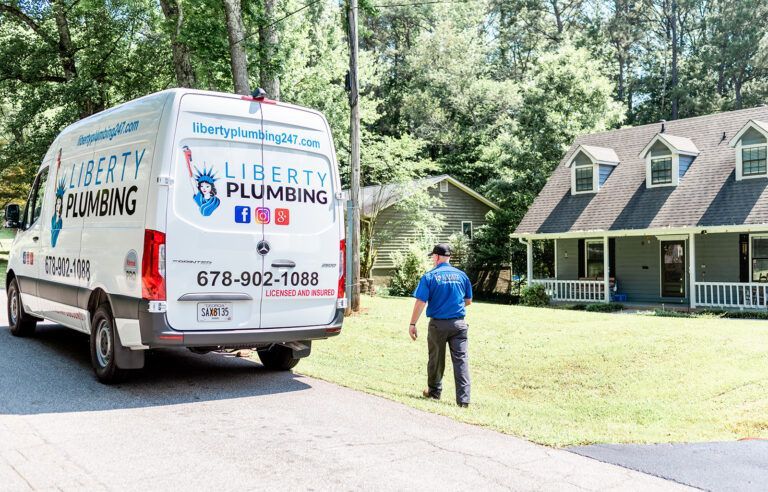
[463,274,473,307]
[409,299,426,340]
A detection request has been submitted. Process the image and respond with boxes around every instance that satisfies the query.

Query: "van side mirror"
[4,204,21,229]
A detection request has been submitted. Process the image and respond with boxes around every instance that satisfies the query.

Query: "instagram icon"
[255,207,271,224]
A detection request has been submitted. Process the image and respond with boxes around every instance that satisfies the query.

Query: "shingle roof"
[571,145,620,166]
[514,106,768,235]
[649,133,700,155]
[346,175,499,217]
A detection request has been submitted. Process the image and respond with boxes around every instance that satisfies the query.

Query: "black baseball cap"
[428,243,451,257]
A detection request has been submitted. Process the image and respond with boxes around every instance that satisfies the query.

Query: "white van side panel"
[19,92,171,331]
[76,93,169,302]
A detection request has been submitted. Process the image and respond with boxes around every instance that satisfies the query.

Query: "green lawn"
[298,295,768,447]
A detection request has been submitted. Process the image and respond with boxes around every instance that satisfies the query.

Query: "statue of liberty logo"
[183,145,220,217]
[51,150,64,248]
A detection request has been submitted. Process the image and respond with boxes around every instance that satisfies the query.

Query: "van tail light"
[142,229,166,301]
[338,239,346,299]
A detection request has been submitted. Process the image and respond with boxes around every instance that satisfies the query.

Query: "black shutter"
[740,234,749,283]
[609,238,616,279]
[578,239,585,278]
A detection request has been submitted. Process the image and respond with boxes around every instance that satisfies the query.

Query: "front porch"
[521,230,768,310]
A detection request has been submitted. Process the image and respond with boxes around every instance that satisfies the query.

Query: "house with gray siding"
[353,175,498,279]
[512,106,768,309]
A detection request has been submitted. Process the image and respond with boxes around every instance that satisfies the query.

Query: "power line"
[372,0,480,7]
[235,0,473,46]
[234,0,324,45]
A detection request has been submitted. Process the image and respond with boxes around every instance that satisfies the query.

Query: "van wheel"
[7,278,37,337]
[90,304,127,384]
[257,345,300,371]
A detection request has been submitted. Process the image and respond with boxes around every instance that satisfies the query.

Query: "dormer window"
[567,145,619,195]
[640,133,699,189]
[650,156,673,185]
[729,121,768,180]
[574,158,594,192]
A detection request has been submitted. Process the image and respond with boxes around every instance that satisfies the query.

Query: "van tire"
[7,278,37,337]
[90,304,127,384]
[258,345,300,371]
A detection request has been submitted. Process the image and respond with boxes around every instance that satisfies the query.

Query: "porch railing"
[695,282,768,309]
[532,279,607,302]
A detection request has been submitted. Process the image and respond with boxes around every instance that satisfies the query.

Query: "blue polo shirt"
[413,263,473,319]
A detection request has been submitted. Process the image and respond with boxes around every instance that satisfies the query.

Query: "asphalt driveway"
[0,295,683,490]
[570,440,768,492]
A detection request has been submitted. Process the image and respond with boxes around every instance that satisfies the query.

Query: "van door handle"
[271,260,296,268]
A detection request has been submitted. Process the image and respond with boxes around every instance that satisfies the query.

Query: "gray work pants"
[427,318,470,405]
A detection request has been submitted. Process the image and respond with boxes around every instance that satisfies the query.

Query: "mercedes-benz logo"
[257,240,271,256]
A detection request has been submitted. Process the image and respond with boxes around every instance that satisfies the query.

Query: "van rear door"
[164,94,265,331]
[259,104,341,328]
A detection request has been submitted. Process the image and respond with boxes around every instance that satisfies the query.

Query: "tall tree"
[222,0,250,94]
[259,0,280,99]
[159,0,198,88]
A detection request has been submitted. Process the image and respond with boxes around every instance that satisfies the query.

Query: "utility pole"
[346,0,361,312]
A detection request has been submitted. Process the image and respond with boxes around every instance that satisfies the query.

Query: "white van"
[5,89,346,383]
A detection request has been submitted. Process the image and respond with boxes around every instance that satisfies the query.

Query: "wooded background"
[1,0,767,273]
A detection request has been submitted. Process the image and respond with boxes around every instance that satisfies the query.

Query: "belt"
[430,317,464,321]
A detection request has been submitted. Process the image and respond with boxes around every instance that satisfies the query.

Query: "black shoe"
[422,389,440,400]
[458,402,469,408]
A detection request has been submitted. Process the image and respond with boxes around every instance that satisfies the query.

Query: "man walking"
[409,243,472,407]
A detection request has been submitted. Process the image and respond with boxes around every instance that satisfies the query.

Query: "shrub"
[585,303,624,312]
[722,310,768,320]
[564,303,587,311]
[448,232,471,272]
[388,244,432,297]
[520,284,550,307]
[653,309,692,318]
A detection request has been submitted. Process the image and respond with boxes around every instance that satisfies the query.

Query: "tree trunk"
[159,0,197,88]
[258,0,280,100]
[52,0,76,81]
[551,0,564,38]
[52,0,105,117]
[735,78,743,109]
[617,53,625,102]
[222,0,250,95]
[670,0,679,120]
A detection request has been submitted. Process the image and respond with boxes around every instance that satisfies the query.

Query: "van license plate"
[197,302,232,322]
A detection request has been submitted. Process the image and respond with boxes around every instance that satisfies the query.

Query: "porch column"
[526,239,533,287]
[603,235,610,303]
[689,232,696,309]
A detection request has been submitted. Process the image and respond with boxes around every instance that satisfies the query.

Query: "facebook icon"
[235,206,251,223]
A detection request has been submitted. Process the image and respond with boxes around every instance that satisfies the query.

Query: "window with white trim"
[568,147,618,195]
[733,125,768,180]
[439,181,449,193]
[643,139,680,188]
[650,157,673,185]
[742,146,767,177]
[574,164,594,192]
[461,221,473,239]
[585,240,604,278]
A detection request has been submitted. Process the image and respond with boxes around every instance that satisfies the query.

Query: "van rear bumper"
[138,304,344,349]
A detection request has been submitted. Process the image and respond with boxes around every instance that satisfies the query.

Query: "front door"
[661,240,685,297]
